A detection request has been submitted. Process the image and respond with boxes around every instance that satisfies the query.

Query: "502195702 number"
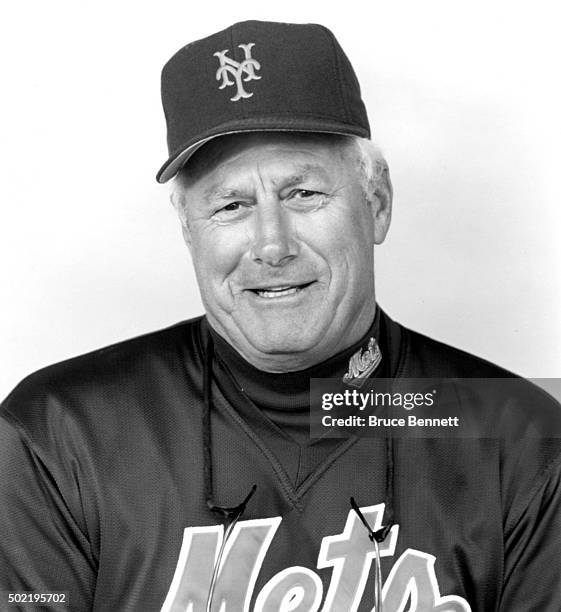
[4,592,67,605]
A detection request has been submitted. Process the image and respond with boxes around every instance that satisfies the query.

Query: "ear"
[371,165,393,245]
[181,223,193,250]
[170,192,193,251]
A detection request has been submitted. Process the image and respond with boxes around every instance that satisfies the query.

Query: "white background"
[1,0,560,398]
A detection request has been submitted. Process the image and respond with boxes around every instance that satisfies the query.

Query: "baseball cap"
[156,20,371,183]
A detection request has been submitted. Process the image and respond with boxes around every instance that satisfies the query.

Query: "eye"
[221,202,243,212]
[212,201,252,222]
[285,188,327,211]
[291,189,320,199]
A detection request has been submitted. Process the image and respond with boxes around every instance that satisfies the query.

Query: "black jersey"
[1,310,561,611]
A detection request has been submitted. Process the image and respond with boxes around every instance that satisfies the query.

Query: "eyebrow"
[203,187,244,202]
[203,164,331,202]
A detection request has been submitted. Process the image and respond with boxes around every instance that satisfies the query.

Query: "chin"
[243,325,323,356]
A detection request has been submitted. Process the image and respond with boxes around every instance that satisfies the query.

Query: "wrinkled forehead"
[177,132,355,185]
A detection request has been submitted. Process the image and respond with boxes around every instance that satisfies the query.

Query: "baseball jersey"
[1,310,561,611]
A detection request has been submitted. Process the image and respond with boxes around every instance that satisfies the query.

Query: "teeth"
[257,286,299,298]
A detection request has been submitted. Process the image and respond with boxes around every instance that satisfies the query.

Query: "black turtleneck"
[206,308,385,487]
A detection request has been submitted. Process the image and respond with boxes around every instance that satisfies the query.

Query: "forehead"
[179,132,354,186]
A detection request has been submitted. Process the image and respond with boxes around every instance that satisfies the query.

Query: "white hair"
[351,137,390,203]
[169,135,390,224]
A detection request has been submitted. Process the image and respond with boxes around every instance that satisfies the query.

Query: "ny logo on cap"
[214,43,261,102]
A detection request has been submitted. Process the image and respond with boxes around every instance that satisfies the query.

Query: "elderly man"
[1,20,560,612]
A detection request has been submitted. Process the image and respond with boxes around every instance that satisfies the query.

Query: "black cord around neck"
[202,330,257,522]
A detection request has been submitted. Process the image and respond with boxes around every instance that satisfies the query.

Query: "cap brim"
[156,117,369,183]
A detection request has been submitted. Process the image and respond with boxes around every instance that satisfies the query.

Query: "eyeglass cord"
[350,496,395,612]
[203,331,257,611]
[202,323,396,611]
[204,485,257,612]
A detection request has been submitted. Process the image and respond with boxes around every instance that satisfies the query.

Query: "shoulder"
[388,315,516,378]
[388,312,560,419]
[385,311,561,516]
[0,317,206,442]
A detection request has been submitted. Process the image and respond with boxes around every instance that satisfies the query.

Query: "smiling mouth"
[248,282,315,299]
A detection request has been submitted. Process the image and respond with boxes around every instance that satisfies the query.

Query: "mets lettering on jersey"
[160,504,471,611]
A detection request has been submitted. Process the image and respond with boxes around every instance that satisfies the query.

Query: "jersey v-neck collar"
[198,307,400,497]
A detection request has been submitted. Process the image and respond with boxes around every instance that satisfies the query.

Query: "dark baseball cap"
[156,20,371,183]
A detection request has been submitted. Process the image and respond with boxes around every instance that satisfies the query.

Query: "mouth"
[247,281,315,299]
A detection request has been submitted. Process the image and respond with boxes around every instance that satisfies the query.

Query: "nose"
[250,200,298,266]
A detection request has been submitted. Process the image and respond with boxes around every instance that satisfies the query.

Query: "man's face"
[178,133,391,371]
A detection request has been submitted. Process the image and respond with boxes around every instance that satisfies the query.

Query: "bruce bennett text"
[321,415,461,428]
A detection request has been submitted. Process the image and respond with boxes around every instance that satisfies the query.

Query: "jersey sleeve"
[499,449,561,609]
[0,414,96,611]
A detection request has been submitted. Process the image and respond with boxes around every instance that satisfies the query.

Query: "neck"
[209,307,382,412]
